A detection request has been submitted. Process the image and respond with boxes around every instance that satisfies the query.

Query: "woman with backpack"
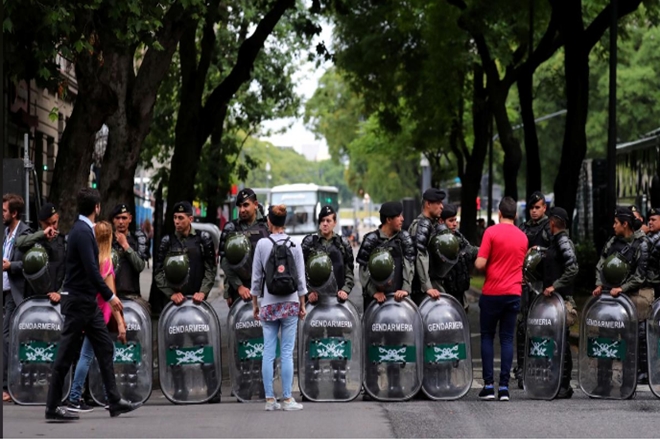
[251,204,307,411]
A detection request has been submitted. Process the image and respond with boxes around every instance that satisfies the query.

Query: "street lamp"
[420,154,431,193]
[265,161,271,189]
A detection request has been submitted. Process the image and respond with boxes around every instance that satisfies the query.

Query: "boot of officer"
[515,191,552,388]
[540,207,579,399]
[438,204,479,311]
[407,188,446,306]
[357,201,415,400]
[629,206,655,385]
[155,201,219,403]
[220,188,269,309]
[592,207,649,397]
[301,205,355,400]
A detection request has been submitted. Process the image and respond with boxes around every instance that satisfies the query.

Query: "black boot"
[515,318,526,389]
[637,321,649,385]
[556,337,573,399]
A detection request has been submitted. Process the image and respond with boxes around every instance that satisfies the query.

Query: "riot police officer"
[301,205,355,400]
[110,204,149,311]
[155,201,218,403]
[220,188,269,307]
[515,191,552,387]
[408,188,445,305]
[540,207,579,398]
[439,204,478,310]
[646,208,660,299]
[593,207,650,395]
[357,201,415,309]
[15,203,66,302]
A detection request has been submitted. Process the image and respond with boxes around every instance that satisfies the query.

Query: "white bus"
[269,183,340,244]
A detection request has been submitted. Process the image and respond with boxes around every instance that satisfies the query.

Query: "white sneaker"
[281,398,303,411]
[265,400,281,411]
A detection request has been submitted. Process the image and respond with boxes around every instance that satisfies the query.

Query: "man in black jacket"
[45,188,141,421]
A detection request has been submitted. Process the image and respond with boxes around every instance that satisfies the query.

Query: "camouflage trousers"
[629,288,654,321]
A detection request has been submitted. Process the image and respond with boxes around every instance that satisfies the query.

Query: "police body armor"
[523,246,546,295]
[8,297,71,405]
[22,245,52,296]
[227,298,279,402]
[441,232,472,297]
[113,232,146,296]
[158,299,222,404]
[648,299,660,399]
[523,292,566,400]
[418,295,472,400]
[298,294,362,402]
[89,299,152,405]
[363,293,423,401]
[578,292,638,400]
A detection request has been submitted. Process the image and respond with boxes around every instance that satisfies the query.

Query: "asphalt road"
[3,260,660,438]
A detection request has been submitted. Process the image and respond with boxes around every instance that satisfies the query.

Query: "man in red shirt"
[474,197,528,401]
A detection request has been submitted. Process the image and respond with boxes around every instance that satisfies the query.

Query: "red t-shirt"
[477,223,528,296]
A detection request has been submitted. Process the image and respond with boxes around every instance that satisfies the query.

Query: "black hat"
[173,201,194,216]
[379,201,403,218]
[649,207,660,218]
[528,191,545,205]
[318,205,336,223]
[440,204,457,220]
[614,206,635,225]
[549,207,569,224]
[38,203,58,222]
[236,188,256,205]
[423,188,446,202]
[111,203,130,218]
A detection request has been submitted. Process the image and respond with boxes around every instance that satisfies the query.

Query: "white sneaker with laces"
[265,400,281,411]
[281,398,303,411]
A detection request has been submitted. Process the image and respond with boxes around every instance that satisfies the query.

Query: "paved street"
[3,262,660,438]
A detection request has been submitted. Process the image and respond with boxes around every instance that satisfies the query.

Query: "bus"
[269,183,340,244]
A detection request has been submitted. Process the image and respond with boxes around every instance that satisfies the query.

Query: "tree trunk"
[49,54,119,231]
[460,64,490,244]
[490,85,522,201]
[553,1,589,222]
[518,70,542,199]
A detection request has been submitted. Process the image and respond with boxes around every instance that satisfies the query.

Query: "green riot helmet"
[430,231,460,262]
[368,248,395,283]
[602,254,630,287]
[224,233,251,266]
[523,246,546,284]
[306,250,333,288]
[164,253,190,291]
[22,244,52,295]
[111,248,121,272]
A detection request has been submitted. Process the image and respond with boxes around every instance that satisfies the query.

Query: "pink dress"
[96,259,115,325]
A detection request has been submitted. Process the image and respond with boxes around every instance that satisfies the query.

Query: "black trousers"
[46,297,121,408]
[3,291,18,389]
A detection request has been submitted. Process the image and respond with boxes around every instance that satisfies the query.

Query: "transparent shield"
[89,299,152,405]
[298,296,362,402]
[363,294,423,401]
[419,295,472,400]
[8,297,71,405]
[578,292,638,400]
[24,265,53,296]
[523,292,566,400]
[158,298,222,404]
[648,299,660,399]
[227,299,280,402]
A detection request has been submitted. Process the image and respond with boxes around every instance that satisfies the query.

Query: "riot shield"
[363,294,423,401]
[158,298,222,404]
[419,295,472,400]
[648,299,660,399]
[523,292,566,400]
[8,297,71,405]
[298,296,362,402]
[89,299,152,405]
[228,298,280,402]
[578,292,638,400]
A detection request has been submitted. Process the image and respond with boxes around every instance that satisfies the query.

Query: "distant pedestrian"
[474,197,528,401]
[45,188,141,421]
[251,204,307,411]
[140,218,153,267]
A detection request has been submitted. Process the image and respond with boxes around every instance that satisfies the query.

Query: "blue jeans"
[262,315,298,399]
[69,336,110,403]
[479,295,520,387]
